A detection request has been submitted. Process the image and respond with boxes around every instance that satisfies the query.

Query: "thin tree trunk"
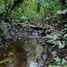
[14,48,27,67]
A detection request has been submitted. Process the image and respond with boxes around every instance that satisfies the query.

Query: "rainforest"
[0,0,67,67]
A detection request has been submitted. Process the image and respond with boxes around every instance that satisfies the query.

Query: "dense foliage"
[0,0,67,67]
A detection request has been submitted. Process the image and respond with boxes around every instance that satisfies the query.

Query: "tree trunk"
[14,48,27,67]
[0,64,7,67]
